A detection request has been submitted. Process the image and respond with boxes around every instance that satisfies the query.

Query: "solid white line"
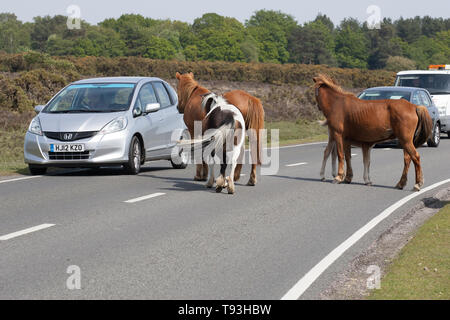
[124,192,166,203]
[0,175,42,185]
[285,162,308,167]
[281,178,450,300]
[351,153,357,157]
[0,224,55,241]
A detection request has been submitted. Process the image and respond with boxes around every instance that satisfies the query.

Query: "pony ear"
[189,72,194,78]
[176,72,181,80]
[313,77,318,83]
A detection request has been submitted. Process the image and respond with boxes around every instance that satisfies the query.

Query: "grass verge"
[0,129,28,176]
[369,203,450,300]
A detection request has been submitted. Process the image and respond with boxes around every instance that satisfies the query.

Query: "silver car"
[24,77,188,175]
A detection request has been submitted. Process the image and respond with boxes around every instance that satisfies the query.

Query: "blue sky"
[2,0,449,25]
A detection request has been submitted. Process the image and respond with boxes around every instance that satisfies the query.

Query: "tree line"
[0,10,449,70]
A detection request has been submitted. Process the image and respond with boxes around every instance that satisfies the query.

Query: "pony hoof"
[215,186,223,193]
[227,186,235,194]
[413,184,421,192]
[247,180,256,186]
[395,183,404,190]
[205,183,213,188]
[320,177,326,182]
[194,176,203,181]
[365,182,373,186]
[332,178,342,184]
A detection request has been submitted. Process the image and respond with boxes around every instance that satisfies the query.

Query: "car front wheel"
[427,123,440,148]
[123,136,142,174]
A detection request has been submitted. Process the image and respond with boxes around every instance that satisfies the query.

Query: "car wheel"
[171,131,189,169]
[427,123,440,148]
[124,136,142,175]
[28,165,47,175]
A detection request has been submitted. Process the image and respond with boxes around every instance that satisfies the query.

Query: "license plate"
[50,144,85,152]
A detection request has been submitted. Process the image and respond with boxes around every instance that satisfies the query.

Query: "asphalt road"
[1,138,449,299]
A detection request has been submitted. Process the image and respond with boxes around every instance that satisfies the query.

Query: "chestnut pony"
[313,74,432,191]
[176,72,264,186]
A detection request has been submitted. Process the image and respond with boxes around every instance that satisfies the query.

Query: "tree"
[385,56,417,72]
[288,18,336,66]
[0,13,31,53]
[246,10,297,63]
[335,19,369,68]
[189,13,248,62]
[31,15,67,51]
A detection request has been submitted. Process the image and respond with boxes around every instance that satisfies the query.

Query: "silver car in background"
[24,77,188,175]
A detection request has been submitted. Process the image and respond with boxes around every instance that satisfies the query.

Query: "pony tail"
[414,105,433,148]
[246,98,265,166]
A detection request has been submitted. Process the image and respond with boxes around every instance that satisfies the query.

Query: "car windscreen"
[44,83,136,113]
[358,90,411,101]
[395,74,450,95]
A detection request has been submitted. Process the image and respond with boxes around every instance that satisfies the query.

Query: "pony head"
[175,72,197,114]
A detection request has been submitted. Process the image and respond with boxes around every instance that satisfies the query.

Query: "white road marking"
[124,192,166,204]
[382,148,392,151]
[351,154,357,157]
[0,224,55,241]
[286,162,308,167]
[281,178,450,300]
[0,175,42,185]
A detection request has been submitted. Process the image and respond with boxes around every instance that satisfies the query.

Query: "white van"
[395,65,450,136]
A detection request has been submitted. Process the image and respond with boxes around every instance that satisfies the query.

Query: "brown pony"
[176,72,265,186]
[313,74,432,191]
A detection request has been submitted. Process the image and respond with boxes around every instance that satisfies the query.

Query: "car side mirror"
[34,105,45,114]
[145,103,160,113]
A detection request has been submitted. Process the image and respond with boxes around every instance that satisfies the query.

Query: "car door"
[152,82,179,153]
[134,82,165,157]
[419,90,437,124]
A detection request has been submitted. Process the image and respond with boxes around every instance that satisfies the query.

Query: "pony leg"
[201,162,209,181]
[227,163,237,194]
[227,145,242,194]
[247,164,257,186]
[362,145,373,186]
[332,132,345,184]
[331,142,337,178]
[216,150,227,193]
[233,144,244,182]
[194,164,204,181]
[320,139,333,181]
[401,142,423,191]
[344,141,353,184]
[206,163,215,188]
[396,150,411,190]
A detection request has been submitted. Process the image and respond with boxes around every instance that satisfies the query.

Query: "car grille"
[48,151,90,160]
[44,131,98,142]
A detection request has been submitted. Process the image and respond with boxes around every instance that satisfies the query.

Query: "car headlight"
[28,117,43,136]
[100,117,128,134]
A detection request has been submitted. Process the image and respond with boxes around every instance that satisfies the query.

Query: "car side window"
[411,92,421,106]
[138,83,158,106]
[419,91,431,107]
[153,82,172,108]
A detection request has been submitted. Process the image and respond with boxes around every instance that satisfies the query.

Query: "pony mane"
[178,76,199,110]
[314,74,355,96]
